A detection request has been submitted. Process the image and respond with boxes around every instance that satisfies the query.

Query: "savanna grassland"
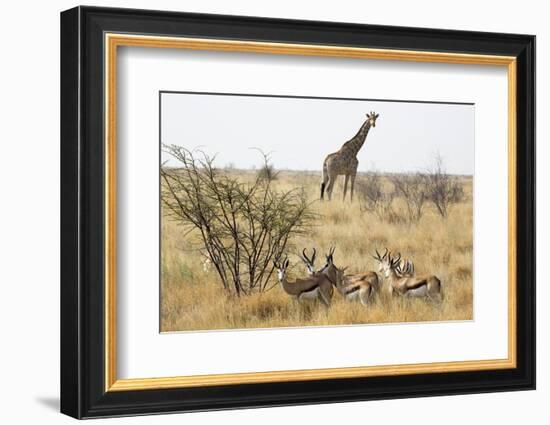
[160,170,473,332]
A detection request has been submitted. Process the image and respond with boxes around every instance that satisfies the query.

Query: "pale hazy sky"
[161,92,474,175]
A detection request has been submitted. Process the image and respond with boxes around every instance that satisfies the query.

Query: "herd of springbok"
[273,248,443,307]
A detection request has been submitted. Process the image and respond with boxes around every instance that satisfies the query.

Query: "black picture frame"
[61,5,535,419]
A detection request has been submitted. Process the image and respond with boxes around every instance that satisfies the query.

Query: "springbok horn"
[394,253,402,266]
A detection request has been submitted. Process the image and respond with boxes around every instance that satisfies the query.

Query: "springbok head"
[384,252,402,278]
[372,248,390,273]
[299,248,317,276]
[396,259,415,277]
[273,256,290,281]
[366,111,380,128]
[320,246,336,272]
[335,265,348,286]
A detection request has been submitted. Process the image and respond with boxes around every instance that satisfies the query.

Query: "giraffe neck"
[341,120,371,156]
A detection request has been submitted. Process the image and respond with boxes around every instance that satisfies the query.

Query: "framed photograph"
[60,6,535,419]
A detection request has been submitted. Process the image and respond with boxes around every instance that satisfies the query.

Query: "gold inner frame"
[104,33,517,392]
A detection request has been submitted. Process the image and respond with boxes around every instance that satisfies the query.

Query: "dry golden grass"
[160,170,473,332]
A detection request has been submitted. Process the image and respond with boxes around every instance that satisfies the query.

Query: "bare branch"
[161,145,316,296]
[424,153,465,218]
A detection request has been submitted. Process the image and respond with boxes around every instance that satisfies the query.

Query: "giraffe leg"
[320,165,329,201]
[326,175,337,201]
[342,174,349,201]
[350,173,357,202]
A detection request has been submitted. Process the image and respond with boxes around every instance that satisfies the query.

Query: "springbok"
[274,257,334,306]
[299,248,317,276]
[320,247,379,306]
[373,250,443,301]
[372,248,414,278]
[397,258,415,277]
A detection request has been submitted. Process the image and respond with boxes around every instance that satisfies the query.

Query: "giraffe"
[320,112,379,202]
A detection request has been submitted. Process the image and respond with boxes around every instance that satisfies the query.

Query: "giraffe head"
[366,111,379,128]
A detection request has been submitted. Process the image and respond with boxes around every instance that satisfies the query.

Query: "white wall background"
[0,1,544,424]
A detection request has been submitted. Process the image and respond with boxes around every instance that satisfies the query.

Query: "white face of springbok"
[383,253,402,278]
[299,248,317,276]
[373,248,390,274]
[274,257,290,282]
